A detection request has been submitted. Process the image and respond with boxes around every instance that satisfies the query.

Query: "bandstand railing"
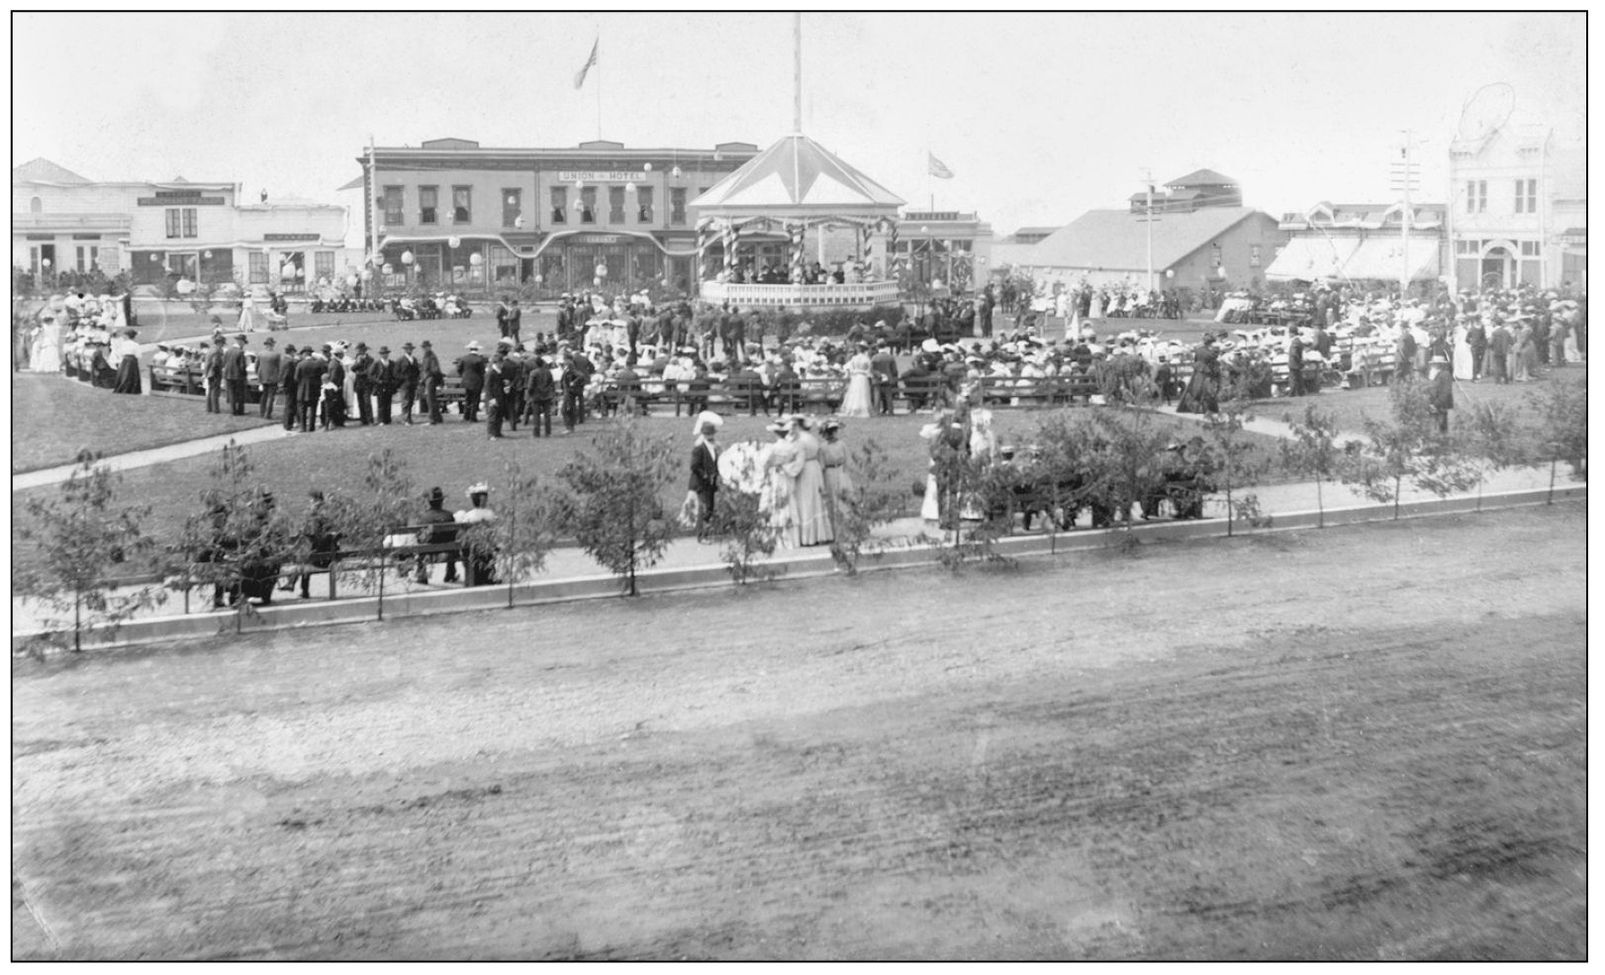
[699,279,901,308]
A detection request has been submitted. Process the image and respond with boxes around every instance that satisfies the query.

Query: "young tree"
[1339,379,1479,519]
[174,441,294,634]
[325,449,416,621]
[554,414,679,596]
[828,437,904,574]
[1528,374,1587,490]
[1201,373,1272,536]
[15,450,165,653]
[712,447,780,586]
[1280,403,1344,527]
[1459,398,1532,511]
[1082,405,1171,548]
[457,461,557,609]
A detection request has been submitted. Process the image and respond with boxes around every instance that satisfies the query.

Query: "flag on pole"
[927,152,954,179]
[573,38,599,89]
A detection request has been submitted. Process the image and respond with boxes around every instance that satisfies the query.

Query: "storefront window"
[419,186,438,224]
[383,186,404,226]
[637,187,654,223]
[249,251,268,284]
[452,186,471,223]
[314,251,335,282]
[490,244,519,283]
[550,186,567,224]
[609,187,626,224]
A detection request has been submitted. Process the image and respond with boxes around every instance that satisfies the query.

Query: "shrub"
[553,415,678,596]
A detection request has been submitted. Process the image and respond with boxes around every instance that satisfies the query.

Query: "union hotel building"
[355,137,760,296]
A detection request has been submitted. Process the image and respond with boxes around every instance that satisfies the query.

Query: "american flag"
[573,38,598,90]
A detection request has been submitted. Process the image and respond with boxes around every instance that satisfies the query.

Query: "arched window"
[30,196,42,213]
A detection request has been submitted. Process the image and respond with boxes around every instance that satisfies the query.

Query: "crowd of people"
[18,290,143,393]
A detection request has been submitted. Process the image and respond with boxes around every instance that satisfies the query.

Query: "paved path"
[11,424,291,491]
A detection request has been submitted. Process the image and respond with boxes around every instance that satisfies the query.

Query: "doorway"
[1481,246,1515,290]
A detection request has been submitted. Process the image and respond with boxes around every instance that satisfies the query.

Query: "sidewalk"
[11,424,291,491]
[10,465,1579,638]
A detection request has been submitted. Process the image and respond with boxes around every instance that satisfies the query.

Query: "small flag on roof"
[574,37,598,90]
[928,152,954,179]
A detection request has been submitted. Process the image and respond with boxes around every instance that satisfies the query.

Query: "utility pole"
[1142,168,1155,293]
[368,135,378,268]
[1392,130,1418,297]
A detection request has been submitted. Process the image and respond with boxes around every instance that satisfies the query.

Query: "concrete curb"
[13,484,1583,654]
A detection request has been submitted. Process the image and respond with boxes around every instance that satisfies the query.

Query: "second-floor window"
[1466,180,1487,214]
[580,187,597,224]
[383,186,404,226]
[419,186,438,224]
[1514,178,1538,214]
[165,207,197,239]
[452,186,471,223]
[637,186,654,223]
[608,186,626,224]
[503,188,522,227]
[670,187,687,225]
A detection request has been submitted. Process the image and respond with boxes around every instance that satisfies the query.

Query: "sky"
[12,11,1587,235]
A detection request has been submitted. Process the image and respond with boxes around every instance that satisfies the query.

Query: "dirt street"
[11,504,1586,960]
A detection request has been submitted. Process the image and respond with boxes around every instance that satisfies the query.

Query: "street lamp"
[401,249,415,289]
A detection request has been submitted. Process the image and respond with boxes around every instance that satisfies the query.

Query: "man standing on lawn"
[294,346,325,433]
[370,346,396,424]
[421,340,445,424]
[255,337,283,419]
[351,342,376,425]
[394,342,421,424]
[458,340,487,422]
[222,334,249,415]
[279,344,300,430]
[203,336,225,413]
[1427,354,1453,434]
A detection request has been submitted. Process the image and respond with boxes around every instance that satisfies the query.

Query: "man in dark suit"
[222,334,249,415]
[203,337,225,413]
[279,344,300,430]
[1487,319,1512,384]
[255,337,283,419]
[485,351,510,438]
[394,342,421,423]
[420,340,445,423]
[525,355,555,437]
[295,346,326,433]
[1427,354,1453,433]
[369,346,396,424]
[506,299,522,347]
[414,486,459,584]
[689,420,720,542]
[351,342,375,425]
[1465,316,1487,381]
[457,341,487,421]
[870,341,899,415]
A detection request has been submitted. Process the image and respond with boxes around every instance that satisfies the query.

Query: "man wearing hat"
[351,342,376,425]
[222,333,250,415]
[369,345,396,424]
[203,336,226,413]
[420,340,444,423]
[279,344,300,430]
[394,342,421,424]
[1486,316,1512,384]
[688,415,721,542]
[1427,354,1453,434]
[294,345,326,433]
[414,486,459,584]
[255,336,283,419]
[457,340,486,422]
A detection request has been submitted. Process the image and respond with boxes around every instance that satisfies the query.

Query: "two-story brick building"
[354,137,759,295]
[13,157,351,291]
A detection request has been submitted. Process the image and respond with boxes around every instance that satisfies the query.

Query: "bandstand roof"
[689,133,904,220]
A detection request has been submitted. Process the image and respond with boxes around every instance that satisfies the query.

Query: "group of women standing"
[758,415,851,548]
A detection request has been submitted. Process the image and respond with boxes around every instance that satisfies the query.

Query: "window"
[76,246,99,272]
[502,188,522,227]
[550,186,567,224]
[1466,180,1486,214]
[1521,241,1541,257]
[167,253,198,279]
[580,187,597,224]
[1250,244,1261,268]
[30,196,42,213]
[637,186,654,223]
[490,244,519,282]
[608,186,626,223]
[419,186,438,224]
[670,187,687,225]
[249,251,268,284]
[452,186,471,223]
[314,251,335,282]
[1514,178,1537,214]
[383,186,404,226]
[165,208,197,238]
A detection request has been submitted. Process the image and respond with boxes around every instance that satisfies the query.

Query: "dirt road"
[12,504,1585,959]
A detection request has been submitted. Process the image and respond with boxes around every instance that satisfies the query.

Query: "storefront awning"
[1265,236,1360,281]
[1340,237,1440,282]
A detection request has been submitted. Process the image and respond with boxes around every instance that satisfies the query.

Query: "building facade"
[889,210,994,293]
[1448,123,1585,291]
[356,138,759,295]
[1268,201,1446,290]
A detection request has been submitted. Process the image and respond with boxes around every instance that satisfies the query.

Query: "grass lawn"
[9,373,276,473]
[1240,363,1586,441]
[11,404,1285,573]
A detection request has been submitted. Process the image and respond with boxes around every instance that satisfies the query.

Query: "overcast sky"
[12,11,1586,234]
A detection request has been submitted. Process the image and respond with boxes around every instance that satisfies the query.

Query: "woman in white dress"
[760,420,801,548]
[838,344,874,418]
[30,314,63,373]
[1452,321,1475,381]
[789,416,833,545]
[237,291,260,332]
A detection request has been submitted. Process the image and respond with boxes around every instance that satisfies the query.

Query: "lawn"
[9,373,276,473]
[10,404,1285,574]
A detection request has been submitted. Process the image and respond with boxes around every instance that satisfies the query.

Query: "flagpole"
[596,37,602,140]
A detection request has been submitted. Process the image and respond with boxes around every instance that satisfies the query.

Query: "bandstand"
[689,133,905,311]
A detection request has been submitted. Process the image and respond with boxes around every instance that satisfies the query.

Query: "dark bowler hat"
[420,340,432,348]
[401,342,415,351]
[262,337,275,346]
[428,486,444,503]
[377,346,390,355]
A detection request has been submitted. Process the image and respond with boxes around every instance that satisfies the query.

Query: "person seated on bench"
[454,483,498,586]
[415,486,459,584]
[282,490,339,599]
